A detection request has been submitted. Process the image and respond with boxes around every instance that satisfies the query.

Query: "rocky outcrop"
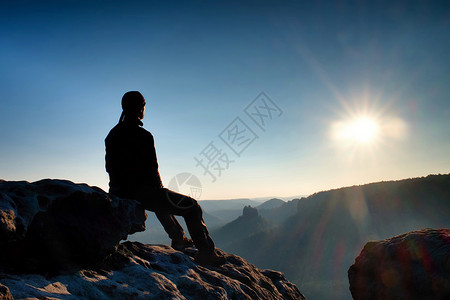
[1,242,304,299]
[243,205,258,218]
[0,179,146,272]
[0,179,304,299]
[348,228,450,300]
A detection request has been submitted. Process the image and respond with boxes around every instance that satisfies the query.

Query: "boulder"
[348,228,450,300]
[0,179,146,272]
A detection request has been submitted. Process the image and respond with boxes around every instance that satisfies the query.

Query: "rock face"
[0,179,146,271]
[0,179,304,299]
[348,228,450,300]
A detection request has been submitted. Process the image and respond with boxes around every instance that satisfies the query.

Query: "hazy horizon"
[1,1,449,199]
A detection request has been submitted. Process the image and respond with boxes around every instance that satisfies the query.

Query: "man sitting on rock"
[105,91,225,266]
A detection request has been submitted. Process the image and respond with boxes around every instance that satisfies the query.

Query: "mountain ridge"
[212,173,450,300]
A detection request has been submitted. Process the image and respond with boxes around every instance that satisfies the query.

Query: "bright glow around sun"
[329,92,408,159]
[334,117,379,144]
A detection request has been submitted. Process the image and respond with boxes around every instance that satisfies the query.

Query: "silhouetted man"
[105,91,225,266]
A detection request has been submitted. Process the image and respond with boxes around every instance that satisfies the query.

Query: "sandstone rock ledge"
[1,242,303,300]
[0,179,305,299]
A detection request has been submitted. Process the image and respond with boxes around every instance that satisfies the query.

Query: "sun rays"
[328,88,408,163]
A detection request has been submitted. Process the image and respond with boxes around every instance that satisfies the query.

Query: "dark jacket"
[105,118,163,196]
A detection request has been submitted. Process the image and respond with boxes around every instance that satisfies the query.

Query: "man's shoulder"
[136,124,153,137]
[105,123,122,139]
[106,122,153,139]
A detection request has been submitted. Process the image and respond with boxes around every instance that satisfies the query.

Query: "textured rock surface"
[0,179,146,271]
[348,228,450,300]
[1,242,304,300]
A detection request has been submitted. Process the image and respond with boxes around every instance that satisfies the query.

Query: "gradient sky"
[1,0,449,200]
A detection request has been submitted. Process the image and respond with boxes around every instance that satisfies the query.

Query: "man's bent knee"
[165,189,198,210]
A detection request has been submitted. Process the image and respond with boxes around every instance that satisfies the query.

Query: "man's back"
[105,118,162,196]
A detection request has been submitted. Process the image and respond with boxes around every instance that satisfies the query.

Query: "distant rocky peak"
[243,205,259,218]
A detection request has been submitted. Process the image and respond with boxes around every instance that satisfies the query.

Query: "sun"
[344,117,379,143]
[328,89,408,157]
[332,116,380,145]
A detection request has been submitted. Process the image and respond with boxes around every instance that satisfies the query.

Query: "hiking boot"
[171,237,194,251]
[195,250,226,266]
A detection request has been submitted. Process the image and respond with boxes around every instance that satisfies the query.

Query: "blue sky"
[1,0,449,199]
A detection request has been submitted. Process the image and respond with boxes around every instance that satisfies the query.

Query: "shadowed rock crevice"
[0,283,13,300]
